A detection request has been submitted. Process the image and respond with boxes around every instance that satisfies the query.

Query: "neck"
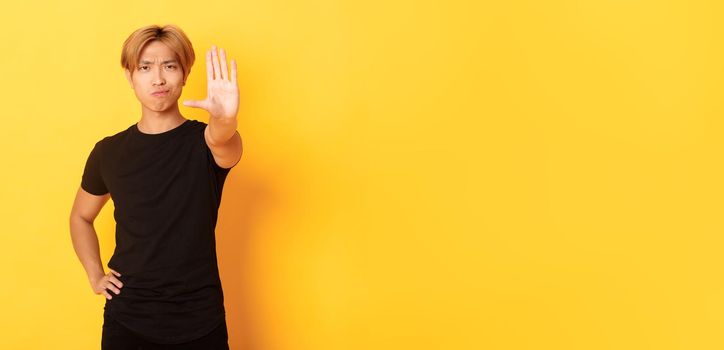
[137,103,187,134]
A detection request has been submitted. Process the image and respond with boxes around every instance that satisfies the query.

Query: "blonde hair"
[120,24,195,82]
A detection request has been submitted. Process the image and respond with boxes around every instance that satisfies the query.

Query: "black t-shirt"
[81,118,237,344]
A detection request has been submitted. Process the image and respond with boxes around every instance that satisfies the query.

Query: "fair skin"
[69,40,242,300]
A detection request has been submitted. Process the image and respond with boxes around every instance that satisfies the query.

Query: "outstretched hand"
[183,45,239,120]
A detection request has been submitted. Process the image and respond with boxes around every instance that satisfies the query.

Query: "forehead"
[138,41,178,63]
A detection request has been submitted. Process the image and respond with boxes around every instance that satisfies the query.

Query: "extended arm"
[184,45,243,168]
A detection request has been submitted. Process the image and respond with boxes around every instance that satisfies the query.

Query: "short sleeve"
[81,140,109,195]
[199,121,238,175]
[206,142,233,177]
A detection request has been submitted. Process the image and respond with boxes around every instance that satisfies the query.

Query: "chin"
[142,102,175,112]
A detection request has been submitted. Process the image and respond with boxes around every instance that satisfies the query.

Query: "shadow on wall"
[216,158,285,350]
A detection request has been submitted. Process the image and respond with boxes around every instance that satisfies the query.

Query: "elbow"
[69,212,93,227]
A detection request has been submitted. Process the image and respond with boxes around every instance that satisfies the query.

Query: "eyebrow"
[138,60,178,65]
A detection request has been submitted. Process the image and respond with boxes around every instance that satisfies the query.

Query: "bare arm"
[205,123,243,169]
[69,186,123,299]
[184,45,243,169]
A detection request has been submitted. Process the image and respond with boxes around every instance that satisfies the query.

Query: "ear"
[124,69,133,88]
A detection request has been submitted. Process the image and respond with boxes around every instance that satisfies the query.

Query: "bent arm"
[69,186,111,286]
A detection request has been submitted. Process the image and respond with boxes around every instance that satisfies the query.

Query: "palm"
[183,45,239,119]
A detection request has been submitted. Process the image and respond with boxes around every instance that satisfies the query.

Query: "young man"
[69,24,242,349]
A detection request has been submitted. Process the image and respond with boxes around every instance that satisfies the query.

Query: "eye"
[139,66,149,71]
[166,65,177,69]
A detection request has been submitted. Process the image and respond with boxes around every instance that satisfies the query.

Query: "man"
[69,24,242,349]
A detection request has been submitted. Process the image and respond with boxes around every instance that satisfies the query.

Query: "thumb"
[183,99,206,109]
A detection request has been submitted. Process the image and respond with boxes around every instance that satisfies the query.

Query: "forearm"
[207,115,238,145]
[69,217,106,284]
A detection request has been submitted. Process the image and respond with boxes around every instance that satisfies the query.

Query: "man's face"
[124,40,185,112]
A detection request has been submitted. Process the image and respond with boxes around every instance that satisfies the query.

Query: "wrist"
[87,269,105,284]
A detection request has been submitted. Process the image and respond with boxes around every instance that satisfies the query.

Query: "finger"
[109,269,121,277]
[231,59,237,83]
[108,275,124,289]
[211,45,221,80]
[219,47,228,81]
[106,282,121,295]
[103,290,113,300]
[183,99,207,110]
[206,49,213,81]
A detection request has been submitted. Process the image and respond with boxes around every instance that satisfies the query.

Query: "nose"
[152,68,165,86]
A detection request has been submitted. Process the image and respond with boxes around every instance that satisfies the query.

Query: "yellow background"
[1,0,723,349]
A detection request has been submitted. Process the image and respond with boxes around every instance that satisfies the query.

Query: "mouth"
[152,90,169,97]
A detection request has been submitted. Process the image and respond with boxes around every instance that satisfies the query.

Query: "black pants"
[101,312,229,350]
